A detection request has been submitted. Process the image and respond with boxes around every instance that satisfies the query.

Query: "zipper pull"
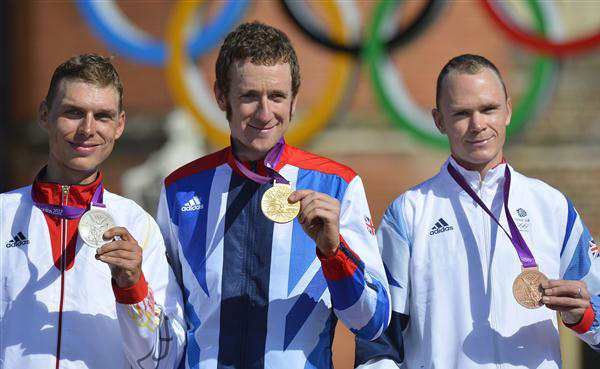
[61,185,69,205]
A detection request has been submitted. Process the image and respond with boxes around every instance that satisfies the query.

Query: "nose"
[77,112,96,137]
[254,96,274,123]
[469,111,485,132]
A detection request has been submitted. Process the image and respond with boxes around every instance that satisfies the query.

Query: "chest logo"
[5,232,30,248]
[515,208,531,232]
[589,240,599,259]
[365,216,375,235]
[181,196,204,212]
[430,218,454,235]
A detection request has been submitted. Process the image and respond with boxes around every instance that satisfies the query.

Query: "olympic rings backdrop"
[5,2,600,368]
[74,0,600,148]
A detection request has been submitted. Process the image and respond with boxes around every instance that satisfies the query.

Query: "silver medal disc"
[78,208,116,248]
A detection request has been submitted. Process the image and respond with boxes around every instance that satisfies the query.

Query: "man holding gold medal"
[0,54,185,368]
[157,22,390,368]
[355,54,600,368]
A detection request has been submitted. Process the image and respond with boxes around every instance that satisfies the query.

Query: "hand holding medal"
[288,190,340,258]
[32,183,143,288]
[232,138,340,257]
[541,280,591,325]
[448,164,550,309]
[95,227,143,289]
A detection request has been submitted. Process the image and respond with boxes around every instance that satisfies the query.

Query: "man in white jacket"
[0,54,185,368]
[355,54,600,368]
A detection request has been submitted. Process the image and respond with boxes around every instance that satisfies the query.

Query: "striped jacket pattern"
[157,144,390,369]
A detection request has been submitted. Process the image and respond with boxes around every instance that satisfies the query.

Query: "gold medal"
[261,182,300,223]
[512,267,548,309]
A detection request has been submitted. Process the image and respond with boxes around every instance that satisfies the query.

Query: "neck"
[44,161,99,185]
[451,154,504,179]
[231,140,268,163]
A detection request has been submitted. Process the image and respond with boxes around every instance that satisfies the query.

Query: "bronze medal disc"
[261,183,300,223]
[512,268,548,309]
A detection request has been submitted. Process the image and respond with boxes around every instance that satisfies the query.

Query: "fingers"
[296,193,339,225]
[289,190,340,256]
[288,189,311,203]
[103,226,135,242]
[95,232,143,288]
[541,280,590,320]
[542,280,588,300]
[96,227,142,271]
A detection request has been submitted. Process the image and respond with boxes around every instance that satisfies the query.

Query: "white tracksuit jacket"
[356,157,600,369]
[0,178,186,369]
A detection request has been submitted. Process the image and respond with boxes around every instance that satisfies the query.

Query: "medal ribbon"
[447,163,537,268]
[231,137,289,184]
[32,183,105,219]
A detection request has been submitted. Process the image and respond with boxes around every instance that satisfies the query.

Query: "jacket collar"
[32,167,103,207]
[225,142,294,180]
[446,156,508,190]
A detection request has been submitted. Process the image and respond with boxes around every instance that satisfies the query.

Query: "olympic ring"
[365,0,561,147]
[166,0,355,147]
[76,0,248,65]
[281,0,444,55]
[77,0,577,148]
[481,0,600,57]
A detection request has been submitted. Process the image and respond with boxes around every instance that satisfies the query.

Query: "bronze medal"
[261,182,300,223]
[512,267,548,309]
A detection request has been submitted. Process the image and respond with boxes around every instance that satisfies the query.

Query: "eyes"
[239,91,288,103]
[451,105,499,117]
[62,108,117,122]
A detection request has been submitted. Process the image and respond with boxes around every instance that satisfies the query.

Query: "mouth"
[69,142,100,154]
[466,136,494,146]
[247,122,278,132]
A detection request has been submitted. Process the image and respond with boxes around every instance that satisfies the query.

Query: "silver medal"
[78,207,116,248]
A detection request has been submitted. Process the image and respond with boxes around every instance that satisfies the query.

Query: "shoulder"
[104,190,151,221]
[511,167,567,206]
[1,185,32,197]
[0,185,33,210]
[396,171,444,207]
[284,145,357,184]
[164,148,229,187]
[382,171,444,225]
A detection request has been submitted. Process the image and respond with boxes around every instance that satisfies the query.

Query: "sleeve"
[156,185,184,287]
[318,175,390,342]
[114,206,187,369]
[355,195,411,368]
[558,196,600,350]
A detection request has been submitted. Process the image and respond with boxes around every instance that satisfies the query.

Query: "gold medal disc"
[512,267,548,309]
[261,182,300,223]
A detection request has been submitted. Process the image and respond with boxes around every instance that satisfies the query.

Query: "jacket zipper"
[55,184,69,369]
[479,177,502,368]
[240,187,257,368]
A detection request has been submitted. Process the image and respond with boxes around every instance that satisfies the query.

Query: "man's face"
[40,79,125,184]
[215,60,297,162]
[432,68,512,174]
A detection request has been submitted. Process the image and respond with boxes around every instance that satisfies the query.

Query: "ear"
[432,108,446,134]
[114,111,126,139]
[214,82,227,112]
[505,97,512,127]
[39,101,49,130]
[290,95,298,119]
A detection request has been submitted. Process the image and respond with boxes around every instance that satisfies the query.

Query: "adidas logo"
[429,218,454,235]
[181,196,204,212]
[6,232,30,248]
